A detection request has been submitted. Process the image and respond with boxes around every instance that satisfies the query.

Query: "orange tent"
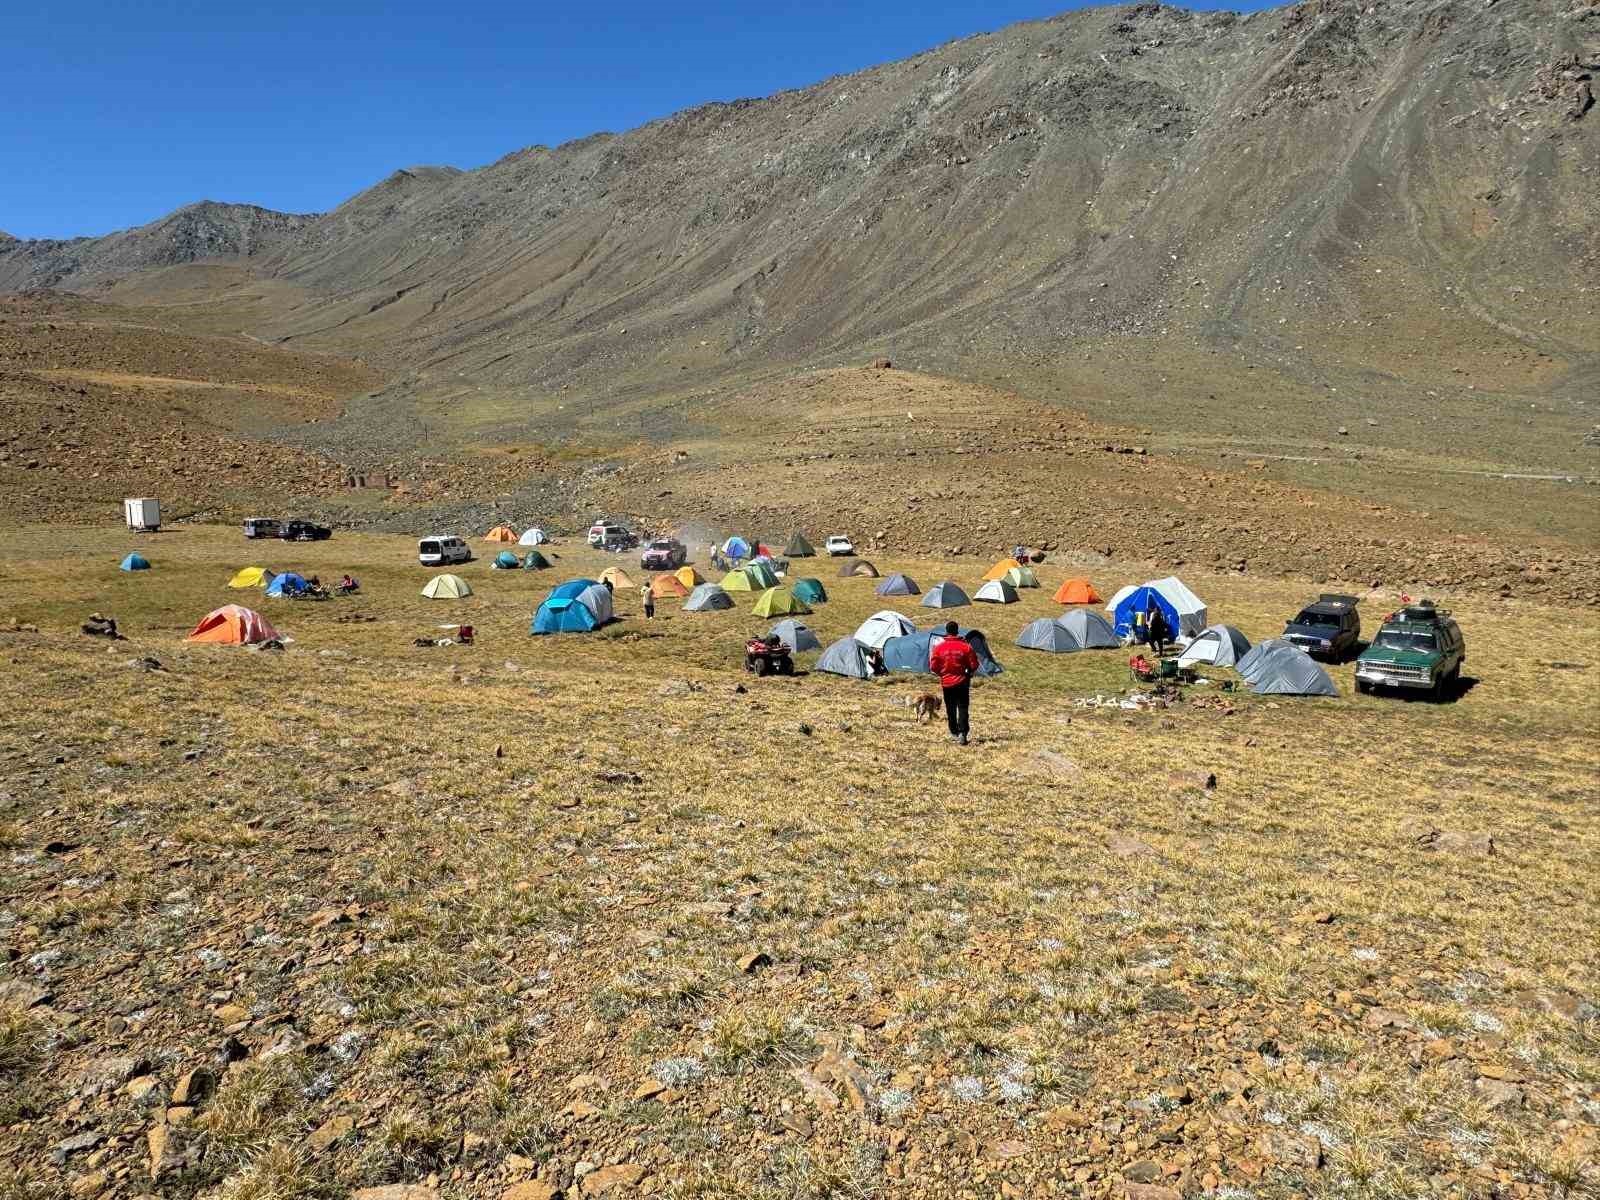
[982,557,1023,582]
[483,525,517,543]
[650,573,691,599]
[187,604,280,645]
[1054,578,1102,605]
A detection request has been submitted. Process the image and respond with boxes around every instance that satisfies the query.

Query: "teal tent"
[119,553,151,572]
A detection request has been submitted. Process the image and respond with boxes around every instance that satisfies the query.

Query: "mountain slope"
[1,0,1596,474]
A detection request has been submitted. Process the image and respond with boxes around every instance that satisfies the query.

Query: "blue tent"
[876,573,920,596]
[1110,585,1181,642]
[722,536,751,561]
[531,579,608,634]
[119,553,150,572]
[881,627,1003,678]
[492,550,521,569]
[264,572,307,597]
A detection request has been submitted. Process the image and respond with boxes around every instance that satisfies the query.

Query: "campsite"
[3,520,1597,1198]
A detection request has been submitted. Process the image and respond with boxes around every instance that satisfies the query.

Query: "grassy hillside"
[1,525,1596,1199]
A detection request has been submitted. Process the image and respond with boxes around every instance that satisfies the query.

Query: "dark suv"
[1283,594,1361,660]
[281,519,332,542]
[1356,601,1466,701]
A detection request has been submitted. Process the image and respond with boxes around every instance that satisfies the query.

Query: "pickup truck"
[1355,601,1466,701]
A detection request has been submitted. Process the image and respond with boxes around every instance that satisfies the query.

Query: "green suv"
[1355,601,1465,701]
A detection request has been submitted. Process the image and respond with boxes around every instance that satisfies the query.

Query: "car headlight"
[1319,638,1331,647]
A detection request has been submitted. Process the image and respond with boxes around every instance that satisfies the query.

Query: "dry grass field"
[1,525,1597,1200]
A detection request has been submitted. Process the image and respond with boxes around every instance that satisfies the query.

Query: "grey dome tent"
[921,581,970,609]
[1236,638,1295,684]
[816,636,877,679]
[974,579,1019,604]
[853,609,917,650]
[769,619,821,653]
[876,573,920,597]
[838,559,880,578]
[1015,617,1079,653]
[784,532,816,557]
[1246,642,1337,696]
[1178,624,1250,668]
[683,583,734,612]
[882,627,1003,677]
[1054,609,1118,649]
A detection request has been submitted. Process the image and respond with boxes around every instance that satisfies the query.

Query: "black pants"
[942,680,970,737]
[644,602,654,619]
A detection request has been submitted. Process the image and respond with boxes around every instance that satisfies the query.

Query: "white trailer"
[124,497,161,533]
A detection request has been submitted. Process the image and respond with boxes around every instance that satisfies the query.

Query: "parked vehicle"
[418,535,472,567]
[124,497,161,533]
[1356,601,1466,701]
[281,518,332,542]
[588,520,626,547]
[744,634,794,677]
[590,523,638,552]
[824,534,856,557]
[640,538,687,570]
[1283,593,1360,660]
[243,517,281,540]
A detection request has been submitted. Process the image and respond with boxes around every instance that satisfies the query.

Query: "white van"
[418,535,471,566]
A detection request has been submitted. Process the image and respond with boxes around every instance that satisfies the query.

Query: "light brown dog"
[911,692,943,722]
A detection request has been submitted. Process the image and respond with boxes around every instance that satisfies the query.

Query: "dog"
[911,692,943,723]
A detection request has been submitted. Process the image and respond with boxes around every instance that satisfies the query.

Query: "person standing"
[642,582,655,620]
[1147,605,1170,659]
[929,621,980,745]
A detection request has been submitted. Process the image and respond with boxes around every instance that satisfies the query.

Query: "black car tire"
[1355,680,1370,695]
[778,658,794,676]
[755,657,771,677]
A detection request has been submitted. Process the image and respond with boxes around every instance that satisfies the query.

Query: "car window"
[1374,629,1437,653]
[1295,610,1341,627]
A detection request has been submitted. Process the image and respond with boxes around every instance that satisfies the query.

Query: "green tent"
[744,561,780,589]
[1004,565,1041,589]
[751,587,813,617]
[791,577,827,604]
[721,568,758,592]
[784,531,816,557]
[522,550,550,569]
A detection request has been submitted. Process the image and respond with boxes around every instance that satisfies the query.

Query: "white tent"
[852,609,916,650]
[518,527,549,546]
[1178,624,1251,668]
[1105,576,1209,639]
[974,579,1019,604]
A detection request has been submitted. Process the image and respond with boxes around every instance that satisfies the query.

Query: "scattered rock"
[1260,1128,1323,1169]
[352,1188,441,1200]
[1474,1078,1524,1110]
[147,1125,196,1181]
[308,1114,355,1153]
[1415,829,1495,857]
[502,1183,560,1200]
[737,950,772,974]
[51,1132,103,1166]
[580,1165,645,1197]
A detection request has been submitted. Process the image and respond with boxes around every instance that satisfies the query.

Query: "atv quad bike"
[744,635,794,677]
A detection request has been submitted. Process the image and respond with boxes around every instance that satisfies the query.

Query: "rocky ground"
[0,527,1596,1200]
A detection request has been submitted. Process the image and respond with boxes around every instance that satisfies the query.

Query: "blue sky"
[3,0,1276,240]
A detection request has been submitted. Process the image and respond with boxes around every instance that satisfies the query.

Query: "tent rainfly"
[920,581,971,609]
[599,566,638,590]
[1054,608,1119,649]
[882,627,1003,677]
[531,579,613,634]
[982,558,1023,582]
[683,583,734,612]
[522,550,551,569]
[1243,642,1338,696]
[875,573,920,596]
[492,550,521,569]
[974,579,1019,604]
[650,572,691,599]
[751,588,812,617]
[518,527,549,546]
[768,619,821,653]
[1053,578,1101,605]
[483,525,518,543]
[1178,624,1251,668]
[119,553,151,571]
[228,566,274,589]
[816,637,878,679]
[1106,576,1208,639]
[790,577,828,604]
[838,559,880,578]
[1003,565,1040,589]
[264,572,307,597]
[852,610,916,650]
[187,604,279,645]
[421,574,472,599]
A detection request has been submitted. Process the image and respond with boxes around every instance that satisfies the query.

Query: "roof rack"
[1314,593,1359,608]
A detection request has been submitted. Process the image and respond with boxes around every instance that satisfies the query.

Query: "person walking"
[641,582,655,620]
[929,621,979,745]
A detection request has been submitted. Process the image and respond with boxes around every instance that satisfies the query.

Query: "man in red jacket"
[930,621,980,745]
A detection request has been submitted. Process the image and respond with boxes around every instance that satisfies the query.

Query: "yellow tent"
[982,557,1023,582]
[421,574,472,599]
[483,525,518,543]
[674,566,703,589]
[599,566,638,589]
[227,566,275,589]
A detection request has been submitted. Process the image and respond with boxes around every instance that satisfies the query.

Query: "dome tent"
[119,553,151,571]
[983,558,1023,582]
[876,573,920,596]
[974,579,1019,604]
[816,637,877,679]
[921,581,970,609]
[673,566,703,589]
[1015,618,1079,653]
[790,578,827,604]
[483,525,518,543]
[599,566,638,589]
[228,566,275,589]
[187,605,279,645]
[721,568,759,592]
[1054,609,1118,649]
[1178,624,1251,668]
[751,588,812,617]
[265,572,308,597]
[492,550,521,569]
[684,583,734,612]
[1003,565,1040,589]
[882,627,1003,677]
[531,579,613,634]
[421,574,472,599]
[838,559,880,578]
[650,572,691,599]
[1054,578,1101,605]
[1107,577,1208,640]
[853,610,916,650]
[721,536,751,561]
[769,619,821,653]
[518,527,549,546]
[1241,641,1337,696]
[522,550,551,569]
